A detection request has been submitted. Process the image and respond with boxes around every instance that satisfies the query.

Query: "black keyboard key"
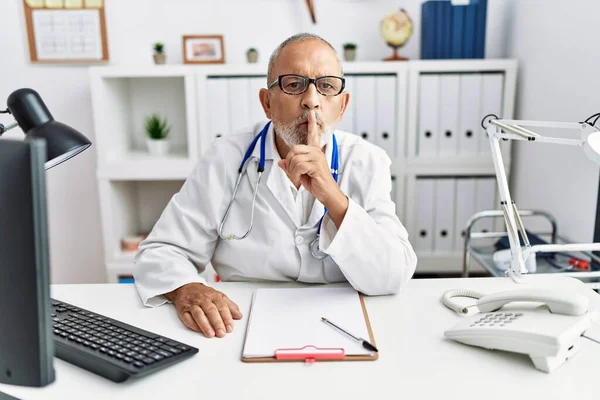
[161,345,181,355]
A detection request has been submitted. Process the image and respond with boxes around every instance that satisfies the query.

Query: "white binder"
[375,75,396,158]
[337,76,355,133]
[454,178,476,251]
[206,78,231,141]
[458,74,482,155]
[475,177,497,233]
[391,175,398,214]
[479,73,504,155]
[433,178,456,253]
[438,74,460,156]
[228,78,251,133]
[354,76,376,144]
[414,178,435,252]
[417,74,439,157]
[248,77,266,126]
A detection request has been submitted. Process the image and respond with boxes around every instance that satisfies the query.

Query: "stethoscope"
[218,121,339,260]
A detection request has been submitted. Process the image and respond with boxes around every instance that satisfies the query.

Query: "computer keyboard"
[50,299,199,383]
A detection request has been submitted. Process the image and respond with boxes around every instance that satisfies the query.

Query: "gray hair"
[267,33,343,85]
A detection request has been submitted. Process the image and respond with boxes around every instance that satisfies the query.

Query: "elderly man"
[133,33,417,338]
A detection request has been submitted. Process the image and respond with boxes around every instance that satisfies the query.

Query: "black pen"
[321,317,378,352]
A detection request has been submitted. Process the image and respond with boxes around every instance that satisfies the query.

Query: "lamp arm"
[486,123,529,281]
[0,121,19,136]
[484,116,600,282]
[531,243,600,254]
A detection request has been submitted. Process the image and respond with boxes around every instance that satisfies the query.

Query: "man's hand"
[165,283,242,338]
[278,110,349,227]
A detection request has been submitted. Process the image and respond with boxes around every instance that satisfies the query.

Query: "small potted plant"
[153,42,166,64]
[246,47,259,63]
[144,113,170,156]
[343,43,357,61]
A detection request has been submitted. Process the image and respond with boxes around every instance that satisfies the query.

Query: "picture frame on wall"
[182,35,225,64]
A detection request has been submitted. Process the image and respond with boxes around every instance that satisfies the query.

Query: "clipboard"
[240,287,378,363]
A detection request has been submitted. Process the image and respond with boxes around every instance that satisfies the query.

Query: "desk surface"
[1,276,599,400]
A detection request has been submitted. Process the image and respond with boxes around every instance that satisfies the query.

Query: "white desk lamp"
[483,114,600,283]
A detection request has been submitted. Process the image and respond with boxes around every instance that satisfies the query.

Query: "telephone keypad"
[471,312,523,327]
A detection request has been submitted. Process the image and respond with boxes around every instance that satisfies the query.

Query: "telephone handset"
[442,287,589,316]
[442,287,596,373]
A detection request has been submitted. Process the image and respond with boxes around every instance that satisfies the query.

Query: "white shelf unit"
[89,59,517,283]
[405,60,517,274]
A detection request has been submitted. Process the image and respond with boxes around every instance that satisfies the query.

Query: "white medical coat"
[133,122,417,306]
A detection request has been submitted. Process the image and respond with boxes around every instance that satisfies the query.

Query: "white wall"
[0,0,510,283]
[505,0,600,243]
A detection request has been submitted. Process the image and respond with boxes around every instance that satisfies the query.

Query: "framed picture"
[182,35,225,64]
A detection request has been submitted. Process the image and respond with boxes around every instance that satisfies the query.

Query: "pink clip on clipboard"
[274,345,345,363]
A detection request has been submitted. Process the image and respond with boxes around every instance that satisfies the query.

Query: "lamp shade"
[584,130,600,165]
[6,88,91,169]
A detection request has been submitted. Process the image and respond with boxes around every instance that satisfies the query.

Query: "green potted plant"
[246,47,258,63]
[343,43,357,61]
[144,113,171,156]
[153,42,166,64]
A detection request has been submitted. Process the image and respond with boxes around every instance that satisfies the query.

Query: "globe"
[380,8,413,61]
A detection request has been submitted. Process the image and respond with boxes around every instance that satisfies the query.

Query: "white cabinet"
[90,60,517,282]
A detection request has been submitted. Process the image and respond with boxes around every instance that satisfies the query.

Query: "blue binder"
[441,1,453,59]
[421,0,438,59]
[450,5,465,59]
[474,0,488,58]
[463,3,477,58]
[422,0,485,59]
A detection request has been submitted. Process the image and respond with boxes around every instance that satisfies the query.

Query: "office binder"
[433,178,456,253]
[241,287,378,363]
[417,74,440,156]
[354,76,376,144]
[438,74,460,156]
[248,77,265,125]
[228,78,251,133]
[375,75,397,158]
[206,78,230,140]
[414,178,436,253]
[337,76,355,133]
[454,178,476,251]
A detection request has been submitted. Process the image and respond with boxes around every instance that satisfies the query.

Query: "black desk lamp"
[0,88,91,169]
[0,88,91,389]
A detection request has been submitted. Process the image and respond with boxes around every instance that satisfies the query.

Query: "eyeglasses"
[268,74,345,96]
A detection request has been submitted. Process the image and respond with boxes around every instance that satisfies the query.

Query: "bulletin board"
[22,0,109,63]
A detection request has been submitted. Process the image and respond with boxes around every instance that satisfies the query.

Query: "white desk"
[1,276,599,400]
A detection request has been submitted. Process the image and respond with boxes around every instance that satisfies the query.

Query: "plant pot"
[153,53,166,65]
[146,138,169,156]
[246,50,258,63]
[343,48,356,62]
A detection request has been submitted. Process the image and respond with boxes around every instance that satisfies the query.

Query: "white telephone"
[442,287,596,373]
